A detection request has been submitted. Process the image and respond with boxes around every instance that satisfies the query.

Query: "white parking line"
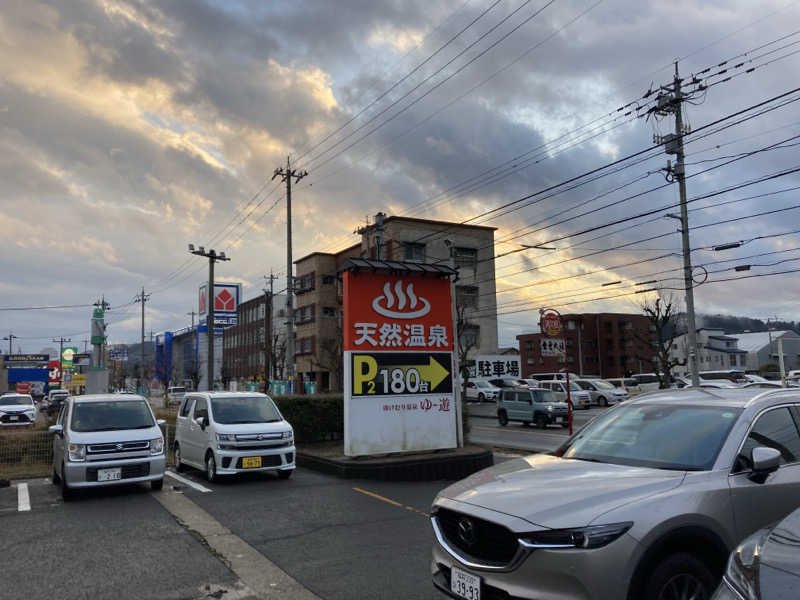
[165,471,213,493]
[17,483,30,511]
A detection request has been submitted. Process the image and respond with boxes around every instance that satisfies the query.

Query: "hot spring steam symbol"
[371,280,431,319]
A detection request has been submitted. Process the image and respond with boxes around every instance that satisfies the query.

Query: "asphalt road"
[1,464,499,600]
[466,401,607,452]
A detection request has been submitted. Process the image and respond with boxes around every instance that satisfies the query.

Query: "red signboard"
[541,311,562,337]
[48,360,61,383]
[199,286,207,315]
[15,382,31,394]
[343,272,453,351]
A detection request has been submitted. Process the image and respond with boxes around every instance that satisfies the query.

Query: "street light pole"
[189,245,230,391]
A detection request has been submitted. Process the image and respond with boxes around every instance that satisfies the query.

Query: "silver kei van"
[174,392,295,481]
[49,394,166,500]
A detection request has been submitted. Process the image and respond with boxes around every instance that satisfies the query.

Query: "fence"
[0,424,178,480]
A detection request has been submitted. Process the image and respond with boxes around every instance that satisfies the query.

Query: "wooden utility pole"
[273,157,308,391]
[134,288,150,394]
[263,272,278,388]
[189,245,230,390]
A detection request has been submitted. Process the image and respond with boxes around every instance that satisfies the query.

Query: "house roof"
[731,330,799,352]
[708,335,738,341]
[338,257,457,276]
[703,345,747,354]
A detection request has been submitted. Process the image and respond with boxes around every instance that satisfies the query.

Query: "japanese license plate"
[97,468,122,482]
[451,566,481,600]
[555,416,563,423]
[9,415,19,421]
[241,456,262,468]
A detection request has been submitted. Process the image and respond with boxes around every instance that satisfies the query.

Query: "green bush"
[273,394,343,443]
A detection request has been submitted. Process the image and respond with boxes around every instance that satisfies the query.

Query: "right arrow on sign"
[401,356,450,390]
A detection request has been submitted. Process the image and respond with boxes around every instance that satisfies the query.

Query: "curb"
[296,449,493,481]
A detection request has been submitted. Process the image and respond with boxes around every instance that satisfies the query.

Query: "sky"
[2,0,800,352]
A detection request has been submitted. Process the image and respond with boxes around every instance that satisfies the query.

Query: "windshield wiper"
[565,456,606,464]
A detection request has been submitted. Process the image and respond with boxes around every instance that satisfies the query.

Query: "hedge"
[273,394,344,443]
[272,392,469,443]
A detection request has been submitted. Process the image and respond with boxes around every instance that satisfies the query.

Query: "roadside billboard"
[199,282,241,327]
[343,270,457,456]
[61,346,78,369]
[475,354,521,378]
[48,360,61,384]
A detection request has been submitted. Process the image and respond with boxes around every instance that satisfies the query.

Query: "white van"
[525,372,581,382]
[166,386,186,405]
[174,392,295,481]
[630,373,662,392]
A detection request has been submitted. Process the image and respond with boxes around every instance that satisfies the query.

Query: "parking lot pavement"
[0,478,255,600]
[169,466,455,600]
[466,406,607,452]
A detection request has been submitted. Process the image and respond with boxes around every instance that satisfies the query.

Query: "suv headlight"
[547,405,553,411]
[722,526,771,600]
[68,443,86,462]
[216,433,235,442]
[282,430,293,440]
[149,437,164,455]
[520,522,633,550]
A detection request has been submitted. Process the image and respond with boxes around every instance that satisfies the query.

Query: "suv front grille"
[0,412,31,423]
[436,507,519,565]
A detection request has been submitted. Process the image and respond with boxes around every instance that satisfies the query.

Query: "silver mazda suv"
[431,388,800,600]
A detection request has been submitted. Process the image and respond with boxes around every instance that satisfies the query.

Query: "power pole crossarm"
[272,157,308,390]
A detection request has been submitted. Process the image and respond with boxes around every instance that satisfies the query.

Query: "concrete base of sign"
[296,442,492,481]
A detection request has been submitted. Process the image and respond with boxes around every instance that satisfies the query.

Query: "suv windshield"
[1,395,33,406]
[210,396,281,424]
[71,400,155,432]
[558,404,742,471]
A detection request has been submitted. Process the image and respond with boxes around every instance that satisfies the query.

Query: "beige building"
[294,214,499,391]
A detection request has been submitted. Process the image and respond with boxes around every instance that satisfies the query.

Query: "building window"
[566,320,576,330]
[322,275,336,285]
[297,305,315,323]
[296,273,315,292]
[403,242,425,261]
[453,247,477,269]
[525,341,533,351]
[460,325,480,348]
[455,285,478,309]
[322,307,337,318]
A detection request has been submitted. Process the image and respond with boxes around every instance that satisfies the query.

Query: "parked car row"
[432,386,800,600]
[0,393,37,426]
[46,391,294,500]
[467,375,625,408]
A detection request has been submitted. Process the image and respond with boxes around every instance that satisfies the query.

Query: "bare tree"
[456,303,479,398]
[307,313,343,392]
[638,293,685,388]
[271,331,287,380]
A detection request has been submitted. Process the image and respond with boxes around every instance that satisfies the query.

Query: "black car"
[713,505,800,599]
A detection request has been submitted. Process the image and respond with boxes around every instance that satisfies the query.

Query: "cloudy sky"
[2,0,800,352]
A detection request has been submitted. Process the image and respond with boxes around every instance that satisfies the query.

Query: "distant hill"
[699,314,798,334]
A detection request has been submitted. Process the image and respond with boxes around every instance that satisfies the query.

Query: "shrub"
[273,394,343,443]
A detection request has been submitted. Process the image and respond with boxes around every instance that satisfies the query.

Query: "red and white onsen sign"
[48,360,61,384]
[541,310,562,337]
[342,271,457,456]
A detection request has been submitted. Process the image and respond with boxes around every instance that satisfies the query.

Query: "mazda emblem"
[457,517,477,547]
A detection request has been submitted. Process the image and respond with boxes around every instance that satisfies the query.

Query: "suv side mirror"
[749,447,781,483]
[195,416,208,430]
[48,424,63,435]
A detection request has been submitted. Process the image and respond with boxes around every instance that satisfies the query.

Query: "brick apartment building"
[222,293,287,383]
[516,313,655,379]
[294,214,499,392]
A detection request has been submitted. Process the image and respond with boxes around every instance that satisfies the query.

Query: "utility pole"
[272,157,308,391]
[187,311,197,330]
[52,336,71,389]
[189,245,230,390]
[3,332,17,355]
[653,62,699,386]
[264,272,277,389]
[134,288,150,394]
[82,339,89,353]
